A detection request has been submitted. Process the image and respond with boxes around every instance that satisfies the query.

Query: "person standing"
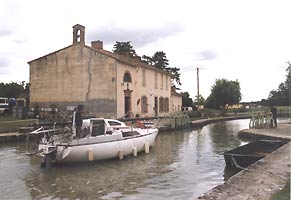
[75,105,84,138]
[270,106,277,128]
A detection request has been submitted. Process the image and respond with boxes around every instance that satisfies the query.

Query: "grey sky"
[0,0,290,102]
[87,22,184,48]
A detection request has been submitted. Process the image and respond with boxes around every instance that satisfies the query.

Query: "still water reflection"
[0,119,250,200]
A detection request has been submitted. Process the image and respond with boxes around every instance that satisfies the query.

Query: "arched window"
[141,96,148,113]
[123,71,132,83]
[76,29,81,42]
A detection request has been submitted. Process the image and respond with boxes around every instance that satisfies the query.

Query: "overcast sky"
[0,0,290,102]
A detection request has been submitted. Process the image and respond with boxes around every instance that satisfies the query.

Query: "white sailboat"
[33,118,158,167]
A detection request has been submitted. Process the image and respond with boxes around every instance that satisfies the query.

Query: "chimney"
[91,40,103,50]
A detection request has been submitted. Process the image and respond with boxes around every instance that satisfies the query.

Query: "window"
[108,120,122,126]
[123,72,132,82]
[142,69,146,87]
[154,72,158,89]
[159,97,164,112]
[76,30,81,42]
[141,96,148,113]
[165,98,169,112]
[165,76,169,90]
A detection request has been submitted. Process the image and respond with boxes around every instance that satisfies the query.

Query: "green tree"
[113,42,182,89]
[152,51,169,70]
[194,94,205,106]
[113,41,136,57]
[0,82,26,98]
[266,61,291,106]
[205,79,242,115]
[141,55,154,65]
[181,92,195,108]
[143,51,181,87]
[166,67,182,86]
[285,61,291,104]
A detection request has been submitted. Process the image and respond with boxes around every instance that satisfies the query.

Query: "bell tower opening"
[73,24,85,45]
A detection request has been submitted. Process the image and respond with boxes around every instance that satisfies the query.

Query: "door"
[124,89,132,118]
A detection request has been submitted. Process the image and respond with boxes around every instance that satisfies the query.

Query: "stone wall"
[29,44,117,117]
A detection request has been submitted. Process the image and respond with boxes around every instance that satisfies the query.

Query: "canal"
[0,119,250,199]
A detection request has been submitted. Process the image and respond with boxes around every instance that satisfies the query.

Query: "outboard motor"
[40,146,56,169]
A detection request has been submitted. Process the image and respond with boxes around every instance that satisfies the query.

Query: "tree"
[143,51,181,87]
[205,79,242,115]
[152,51,169,70]
[141,55,154,65]
[112,41,136,57]
[194,94,205,106]
[181,92,195,108]
[266,61,291,106]
[285,61,291,104]
[166,67,182,87]
[113,42,182,89]
[0,82,27,98]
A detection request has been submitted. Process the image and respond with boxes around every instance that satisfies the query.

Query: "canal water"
[0,119,250,200]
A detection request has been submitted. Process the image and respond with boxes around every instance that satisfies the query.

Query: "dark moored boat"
[224,140,289,169]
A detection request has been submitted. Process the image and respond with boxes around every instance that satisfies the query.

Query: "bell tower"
[72,24,85,45]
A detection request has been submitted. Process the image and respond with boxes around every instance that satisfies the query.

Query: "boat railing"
[29,126,73,144]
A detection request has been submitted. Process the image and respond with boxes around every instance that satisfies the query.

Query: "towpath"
[198,141,290,200]
[239,123,291,140]
[198,123,291,200]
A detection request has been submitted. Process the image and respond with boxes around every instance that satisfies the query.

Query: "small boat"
[223,140,288,169]
[32,118,158,167]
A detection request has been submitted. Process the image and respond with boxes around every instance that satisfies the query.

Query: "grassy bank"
[271,178,290,200]
[0,116,36,133]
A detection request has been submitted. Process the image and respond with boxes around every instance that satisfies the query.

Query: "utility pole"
[197,67,200,100]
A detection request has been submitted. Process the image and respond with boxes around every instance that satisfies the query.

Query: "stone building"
[28,24,182,118]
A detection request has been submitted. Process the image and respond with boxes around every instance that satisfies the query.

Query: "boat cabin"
[84,118,127,136]
[81,118,138,137]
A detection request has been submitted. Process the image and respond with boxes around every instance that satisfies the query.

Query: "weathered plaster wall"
[29,44,117,117]
[170,94,182,112]
[116,62,171,118]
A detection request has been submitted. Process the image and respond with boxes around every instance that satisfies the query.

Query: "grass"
[271,178,290,200]
[0,116,36,133]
